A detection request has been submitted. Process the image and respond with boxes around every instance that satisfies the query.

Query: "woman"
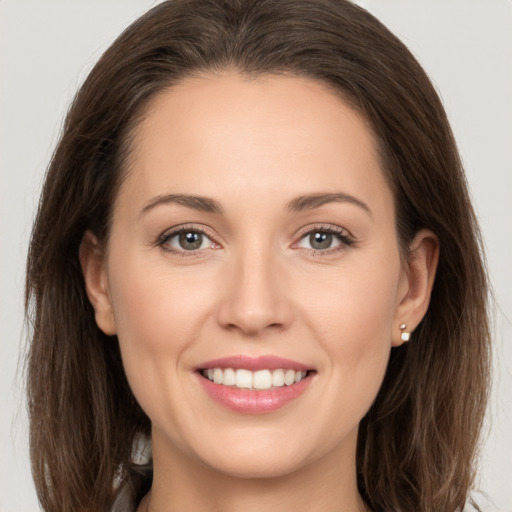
[25,1,491,511]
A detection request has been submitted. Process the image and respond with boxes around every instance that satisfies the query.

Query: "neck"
[142,429,366,512]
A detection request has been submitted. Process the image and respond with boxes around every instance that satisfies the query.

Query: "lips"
[196,355,315,413]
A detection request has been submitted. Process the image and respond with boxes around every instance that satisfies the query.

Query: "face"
[88,72,414,479]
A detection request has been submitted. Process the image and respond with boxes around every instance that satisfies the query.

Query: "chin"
[202,452,311,480]
[186,427,337,481]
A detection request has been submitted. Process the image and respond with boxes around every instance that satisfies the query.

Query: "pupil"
[310,232,332,250]
[179,231,203,250]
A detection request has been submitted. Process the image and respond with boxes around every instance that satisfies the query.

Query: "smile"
[201,368,309,390]
[196,356,315,413]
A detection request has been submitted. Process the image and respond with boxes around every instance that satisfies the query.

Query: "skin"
[81,72,438,512]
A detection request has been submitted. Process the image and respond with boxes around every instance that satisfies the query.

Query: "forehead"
[118,71,392,218]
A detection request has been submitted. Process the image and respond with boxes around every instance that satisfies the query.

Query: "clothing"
[112,484,136,512]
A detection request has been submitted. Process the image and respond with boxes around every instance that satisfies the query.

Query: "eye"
[300,231,340,250]
[159,228,217,253]
[294,226,354,253]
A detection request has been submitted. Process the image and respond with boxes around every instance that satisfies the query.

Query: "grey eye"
[179,231,204,250]
[297,231,343,251]
[165,230,212,251]
[308,232,334,250]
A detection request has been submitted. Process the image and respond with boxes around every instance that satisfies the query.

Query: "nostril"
[215,276,294,335]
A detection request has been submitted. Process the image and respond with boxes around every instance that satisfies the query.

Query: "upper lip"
[196,355,313,372]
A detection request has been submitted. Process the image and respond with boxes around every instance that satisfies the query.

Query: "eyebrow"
[286,192,372,217]
[139,191,371,218]
[140,193,223,217]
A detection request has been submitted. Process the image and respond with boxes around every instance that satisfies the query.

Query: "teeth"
[284,369,295,386]
[223,367,236,386]
[236,369,253,389]
[213,368,223,384]
[202,368,308,389]
[253,369,272,390]
[272,369,285,387]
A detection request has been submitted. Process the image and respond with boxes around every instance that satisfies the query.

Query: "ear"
[392,229,439,347]
[79,230,117,335]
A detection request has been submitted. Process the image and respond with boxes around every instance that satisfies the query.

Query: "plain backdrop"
[1,1,511,511]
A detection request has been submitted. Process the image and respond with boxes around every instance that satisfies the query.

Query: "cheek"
[299,254,400,419]
[302,256,399,347]
[108,253,213,352]
[324,283,394,390]
[105,251,216,416]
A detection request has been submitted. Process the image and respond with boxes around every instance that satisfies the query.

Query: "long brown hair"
[25,1,491,510]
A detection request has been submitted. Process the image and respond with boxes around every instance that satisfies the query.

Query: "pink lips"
[197,355,311,372]
[196,355,314,414]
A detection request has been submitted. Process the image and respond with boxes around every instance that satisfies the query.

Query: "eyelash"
[156,224,355,257]
[293,224,355,256]
[156,225,219,257]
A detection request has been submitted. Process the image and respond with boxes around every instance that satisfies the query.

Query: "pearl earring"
[400,323,410,342]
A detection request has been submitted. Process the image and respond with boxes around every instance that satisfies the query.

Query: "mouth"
[195,355,315,413]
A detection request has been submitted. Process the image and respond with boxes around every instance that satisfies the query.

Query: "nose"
[216,247,293,336]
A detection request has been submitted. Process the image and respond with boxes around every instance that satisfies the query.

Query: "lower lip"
[197,373,313,414]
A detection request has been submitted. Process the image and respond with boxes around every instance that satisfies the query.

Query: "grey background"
[1,1,511,510]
